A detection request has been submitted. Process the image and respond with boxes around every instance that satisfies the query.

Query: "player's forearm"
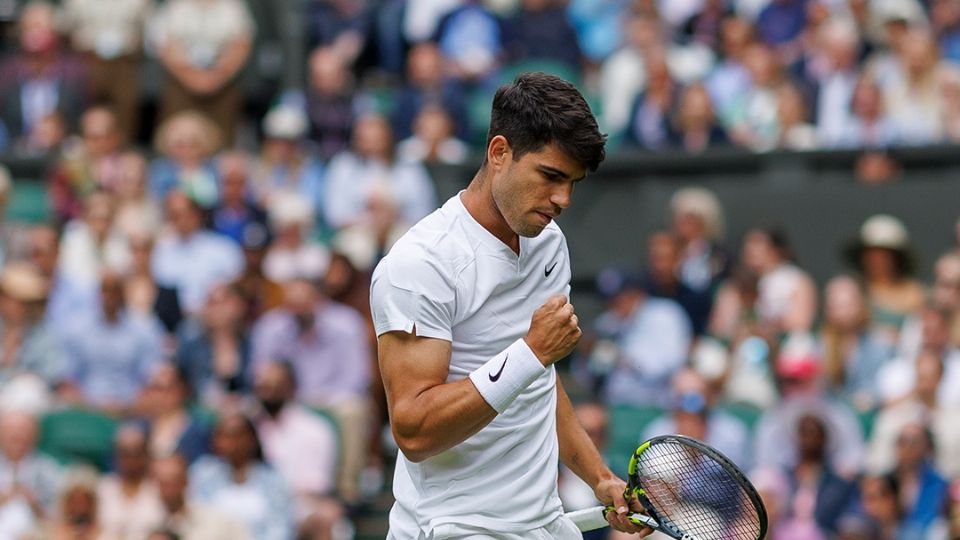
[390,379,497,462]
[556,378,616,489]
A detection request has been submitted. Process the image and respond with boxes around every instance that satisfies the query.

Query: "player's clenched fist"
[524,294,582,367]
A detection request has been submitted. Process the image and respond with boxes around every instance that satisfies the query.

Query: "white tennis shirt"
[371,192,572,537]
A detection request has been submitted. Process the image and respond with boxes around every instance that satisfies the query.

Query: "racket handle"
[565,506,658,532]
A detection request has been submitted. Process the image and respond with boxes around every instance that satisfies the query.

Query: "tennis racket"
[565,435,767,540]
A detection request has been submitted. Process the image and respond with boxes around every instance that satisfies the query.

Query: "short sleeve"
[370,249,455,341]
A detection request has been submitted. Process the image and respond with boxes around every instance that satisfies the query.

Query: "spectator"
[567,0,630,63]
[890,423,950,539]
[883,28,951,145]
[857,474,904,540]
[396,104,471,165]
[97,424,165,540]
[433,0,503,86]
[59,271,164,414]
[233,224,284,325]
[641,230,713,335]
[332,187,410,273]
[113,150,163,241]
[726,42,785,151]
[250,277,372,503]
[705,16,754,127]
[818,275,893,411]
[742,227,817,335]
[188,412,294,540]
[670,82,730,153]
[502,0,583,72]
[822,75,899,148]
[899,252,960,361]
[750,467,793,540]
[600,275,692,408]
[305,0,372,64]
[253,361,341,523]
[0,409,61,536]
[324,112,437,230]
[778,413,858,537]
[755,0,808,66]
[151,454,251,540]
[775,82,817,150]
[868,346,960,478]
[932,0,960,63]
[624,53,679,150]
[140,364,211,464]
[0,1,87,152]
[250,104,326,216]
[148,111,221,208]
[123,231,182,337]
[669,186,731,295]
[263,192,330,283]
[151,0,254,144]
[643,368,752,468]
[753,334,865,476]
[811,17,864,147]
[210,152,267,246]
[57,191,130,288]
[151,191,244,315]
[47,106,125,225]
[0,262,67,388]
[558,402,610,540]
[175,283,251,409]
[60,0,154,141]
[678,0,733,49]
[599,13,666,138]
[305,47,356,162]
[845,214,925,346]
[391,41,469,142]
[27,225,94,329]
[28,466,103,540]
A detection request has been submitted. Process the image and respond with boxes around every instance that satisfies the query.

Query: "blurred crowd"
[567,187,960,540]
[0,0,957,539]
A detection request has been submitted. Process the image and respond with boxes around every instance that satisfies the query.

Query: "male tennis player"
[371,72,651,539]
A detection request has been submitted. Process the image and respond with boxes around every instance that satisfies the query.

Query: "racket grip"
[566,506,658,532]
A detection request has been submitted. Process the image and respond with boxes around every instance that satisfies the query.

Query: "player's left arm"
[555,377,651,535]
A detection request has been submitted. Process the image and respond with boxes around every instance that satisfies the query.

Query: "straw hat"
[845,214,915,276]
[669,187,725,241]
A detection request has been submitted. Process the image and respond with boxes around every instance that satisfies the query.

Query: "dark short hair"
[486,72,606,172]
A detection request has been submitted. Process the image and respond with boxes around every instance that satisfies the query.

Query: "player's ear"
[486,135,511,170]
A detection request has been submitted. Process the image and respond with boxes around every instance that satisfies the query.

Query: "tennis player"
[371,72,651,539]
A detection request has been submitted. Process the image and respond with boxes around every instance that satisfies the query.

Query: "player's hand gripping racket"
[566,435,767,540]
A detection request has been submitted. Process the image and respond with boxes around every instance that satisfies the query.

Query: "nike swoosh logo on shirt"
[544,262,558,277]
[488,354,508,382]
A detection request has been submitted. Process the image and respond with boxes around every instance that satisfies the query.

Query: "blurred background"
[1,0,960,539]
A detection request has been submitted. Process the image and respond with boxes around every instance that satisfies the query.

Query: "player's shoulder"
[375,200,476,294]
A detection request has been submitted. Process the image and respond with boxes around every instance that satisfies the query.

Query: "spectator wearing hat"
[174,282,251,410]
[250,105,326,221]
[148,111,222,209]
[210,152,268,247]
[263,192,330,284]
[818,275,894,411]
[233,224,284,326]
[152,191,243,316]
[643,368,752,468]
[150,0,254,145]
[753,334,865,477]
[0,262,67,388]
[846,214,925,347]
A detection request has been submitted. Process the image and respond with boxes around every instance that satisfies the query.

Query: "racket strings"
[636,442,762,540]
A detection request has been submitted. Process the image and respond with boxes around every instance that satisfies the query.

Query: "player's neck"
[462,180,520,254]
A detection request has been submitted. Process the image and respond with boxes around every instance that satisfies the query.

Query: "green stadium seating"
[38,408,118,470]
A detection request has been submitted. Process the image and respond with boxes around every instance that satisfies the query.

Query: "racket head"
[625,435,768,540]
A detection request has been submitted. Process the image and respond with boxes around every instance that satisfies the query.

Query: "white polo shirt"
[371,192,572,537]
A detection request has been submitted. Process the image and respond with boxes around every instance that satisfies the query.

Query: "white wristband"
[469,338,546,414]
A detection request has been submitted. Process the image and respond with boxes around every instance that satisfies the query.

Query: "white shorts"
[387,515,584,540]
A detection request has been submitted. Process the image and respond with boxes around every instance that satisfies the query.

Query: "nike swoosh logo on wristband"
[488,354,508,382]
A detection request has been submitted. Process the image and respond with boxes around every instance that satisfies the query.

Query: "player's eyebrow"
[537,164,586,183]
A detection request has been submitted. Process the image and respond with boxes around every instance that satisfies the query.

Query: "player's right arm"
[377,297,580,463]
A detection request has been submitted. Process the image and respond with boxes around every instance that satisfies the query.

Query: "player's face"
[493,142,586,238]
